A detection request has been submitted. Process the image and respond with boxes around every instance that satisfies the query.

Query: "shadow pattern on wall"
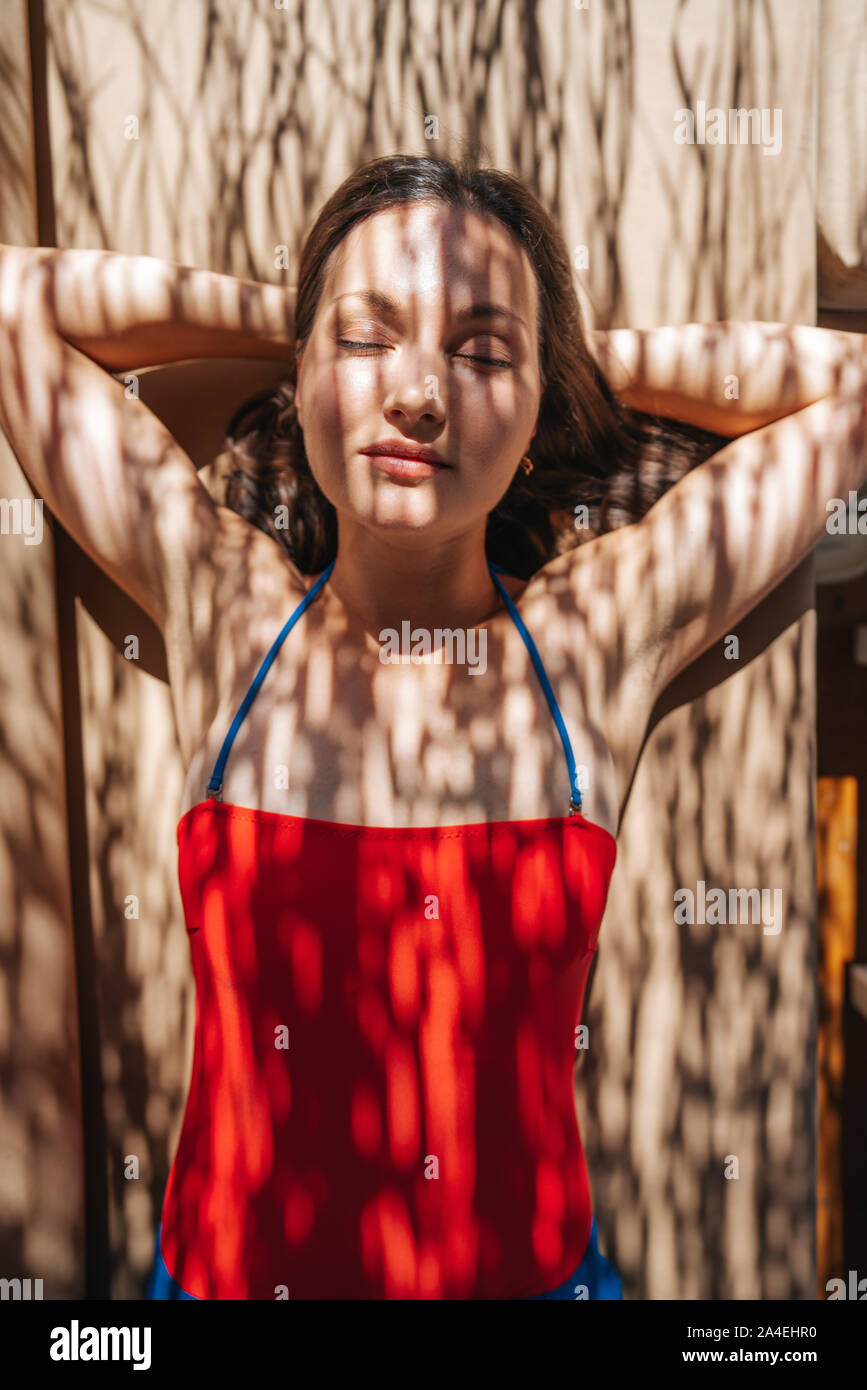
[21,0,820,1296]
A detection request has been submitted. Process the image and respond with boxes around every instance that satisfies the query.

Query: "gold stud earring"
[519,454,534,475]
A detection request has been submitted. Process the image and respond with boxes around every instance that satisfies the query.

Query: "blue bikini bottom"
[146,1216,623,1300]
[522,1217,623,1299]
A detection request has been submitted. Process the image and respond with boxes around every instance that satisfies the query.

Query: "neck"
[324,523,509,637]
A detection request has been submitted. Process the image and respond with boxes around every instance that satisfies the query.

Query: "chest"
[172,577,623,835]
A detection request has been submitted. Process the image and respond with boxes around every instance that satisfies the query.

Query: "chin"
[342,475,448,530]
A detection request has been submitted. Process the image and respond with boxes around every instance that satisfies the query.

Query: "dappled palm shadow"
[0,0,835,1300]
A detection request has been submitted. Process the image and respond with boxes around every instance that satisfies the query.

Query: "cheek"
[451,386,534,475]
[455,363,535,423]
[307,360,374,435]
[297,373,342,453]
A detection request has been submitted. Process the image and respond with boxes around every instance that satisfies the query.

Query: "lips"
[360,441,451,466]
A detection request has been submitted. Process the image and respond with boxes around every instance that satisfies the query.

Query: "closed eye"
[336,340,513,368]
[337,339,387,354]
[455,352,514,368]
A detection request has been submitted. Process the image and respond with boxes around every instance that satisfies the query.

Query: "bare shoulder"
[162,505,308,765]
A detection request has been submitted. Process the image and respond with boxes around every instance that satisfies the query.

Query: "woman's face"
[294,200,543,540]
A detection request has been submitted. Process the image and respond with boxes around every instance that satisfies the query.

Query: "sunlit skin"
[293,201,541,637]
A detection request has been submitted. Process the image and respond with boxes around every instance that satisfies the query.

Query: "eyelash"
[336,339,514,369]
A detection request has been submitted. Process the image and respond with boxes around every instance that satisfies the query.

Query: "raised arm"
[589,320,867,699]
[0,245,300,639]
[592,319,867,436]
[3,244,297,372]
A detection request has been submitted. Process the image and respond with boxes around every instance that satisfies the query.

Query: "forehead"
[323,201,538,328]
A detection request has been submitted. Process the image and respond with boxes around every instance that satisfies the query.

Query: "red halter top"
[158,560,618,1299]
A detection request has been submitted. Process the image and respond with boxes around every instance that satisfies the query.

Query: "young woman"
[1,154,865,1301]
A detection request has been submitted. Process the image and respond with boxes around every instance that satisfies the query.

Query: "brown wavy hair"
[223,152,727,579]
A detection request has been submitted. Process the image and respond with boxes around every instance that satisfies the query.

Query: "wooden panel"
[816,778,857,1296]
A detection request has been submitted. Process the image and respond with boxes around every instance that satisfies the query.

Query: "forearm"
[0,243,295,371]
[592,321,867,437]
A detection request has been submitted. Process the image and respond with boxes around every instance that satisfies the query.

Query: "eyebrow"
[334,289,527,329]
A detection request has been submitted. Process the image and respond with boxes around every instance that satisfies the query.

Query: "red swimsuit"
[157,560,617,1298]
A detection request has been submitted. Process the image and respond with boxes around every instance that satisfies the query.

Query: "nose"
[382,348,447,434]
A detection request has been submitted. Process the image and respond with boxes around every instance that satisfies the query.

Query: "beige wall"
[2,0,865,1298]
[0,0,84,1298]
